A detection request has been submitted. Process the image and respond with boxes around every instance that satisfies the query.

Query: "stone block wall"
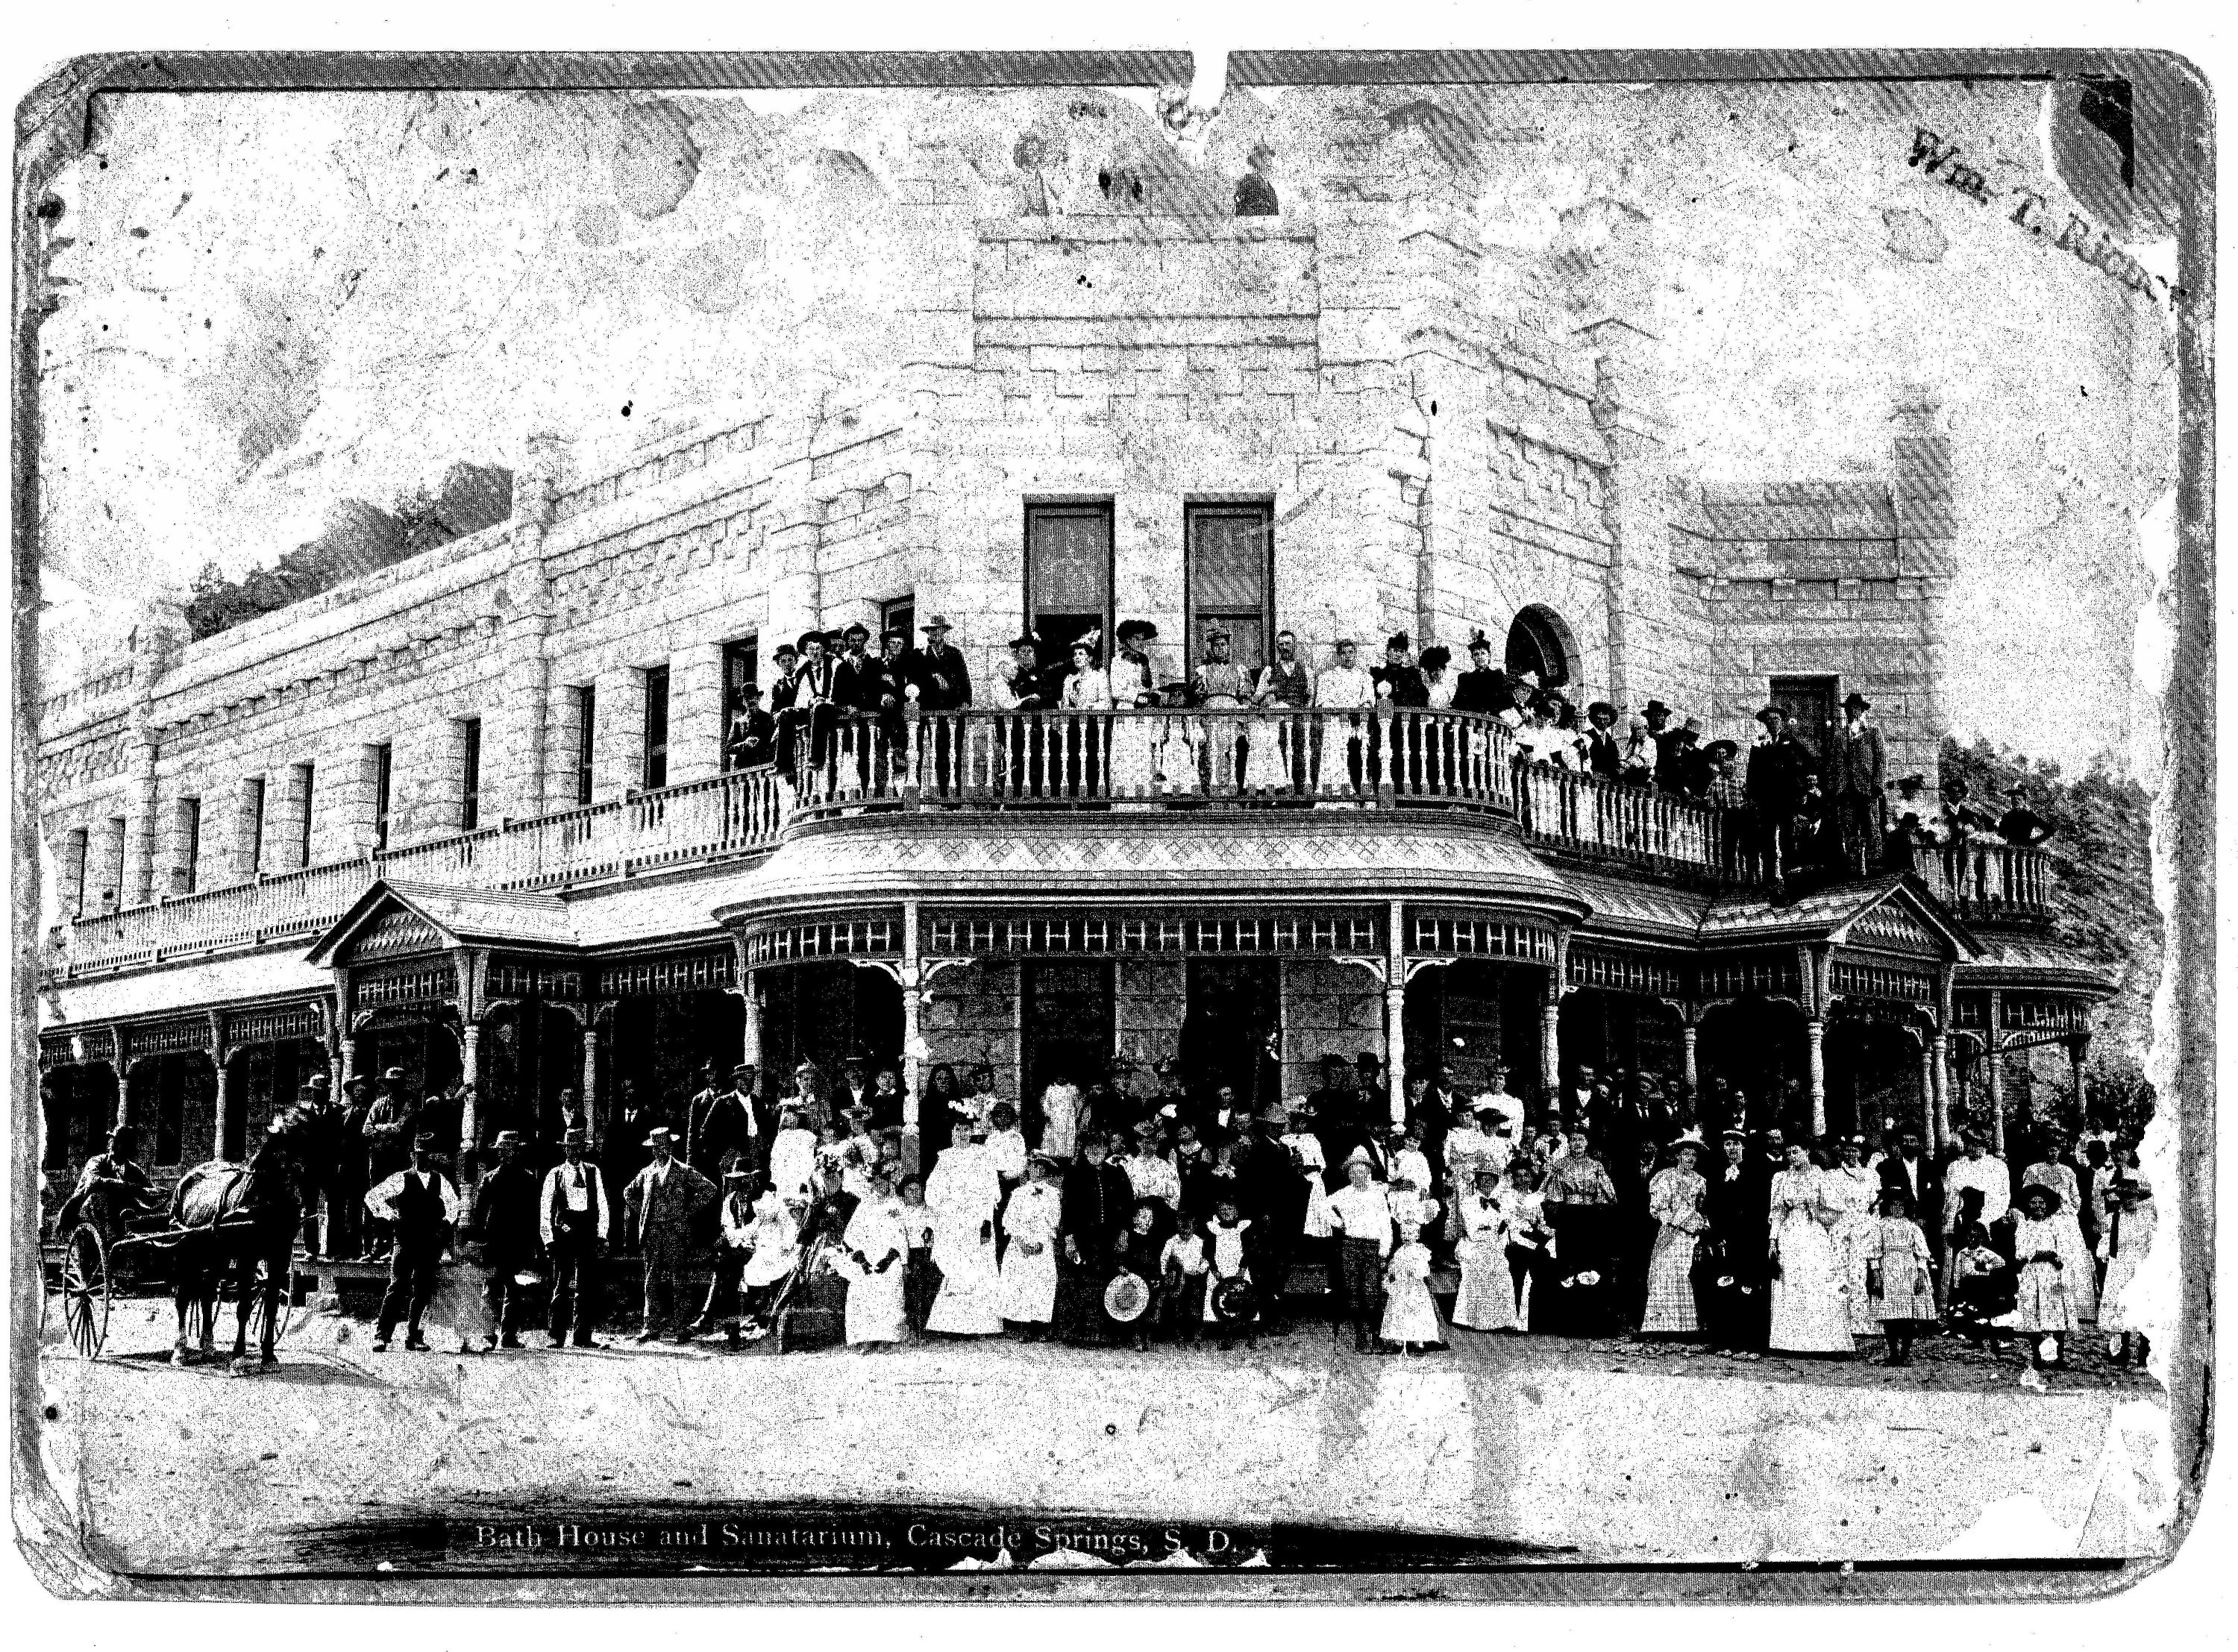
[920,958,1021,1105]
[1279,957,1385,1103]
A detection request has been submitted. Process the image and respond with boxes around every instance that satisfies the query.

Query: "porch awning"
[1698,872,1980,959]
[304,879,577,966]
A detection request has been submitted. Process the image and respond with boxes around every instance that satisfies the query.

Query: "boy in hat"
[1324,1149,1395,1352]
[539,1127,609,1347]
[1158,1206,1211,1342]
[623,1127,718,1342]
[366,1133,465,1352]
[767,641,805,779]
[469,1129,544,1348]
[1582,700,1624,778]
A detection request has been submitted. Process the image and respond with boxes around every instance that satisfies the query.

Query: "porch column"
[458,1023,483,1161]
[1805,1018,1826,1138]
[1918,1042,1940,1155]
[2066,1033,2090,1124]
[739,970,763,1069]
[207,1011,231,1158]
[1930,1032,1952,1152]
[1539,985,1562,1122]
[211,1055,233,1160]
[1680,1021,1699,1093]
[1383,900,1407,1126]
[580,1022,601,1146]
[902,901,925,1169]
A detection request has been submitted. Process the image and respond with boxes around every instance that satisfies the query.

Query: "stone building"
[33,95,2107,1207]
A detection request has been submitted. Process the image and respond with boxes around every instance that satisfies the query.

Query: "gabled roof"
[1694,873,1981,958]
[304,879,577,966]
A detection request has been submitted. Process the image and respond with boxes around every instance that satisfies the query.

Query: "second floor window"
[574,685,597,805]
[243,777,267,875]
[295,763,316,867]
[1026,503,1113,668]
[642,665,671,791]
[178,797,201,894]
[722,638,759,772]
[372,744,394,852]
[1185,502,1273,674]
[458,717,483,831]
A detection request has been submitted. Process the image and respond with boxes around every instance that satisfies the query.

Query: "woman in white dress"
[2012,1182,2077,1384]
[997,1155,1063,1334]
[1280,1112,1334,1238]
[2098,1174,2156,1366]
[1380,1222,1444,1351]
[1496,1158,1547,1332]
[738,1184,803,1331]
[839,1169,909,1349]
[922,1132,1005,1335]
[1059,636,1112,799]
[1451,1167,1520,1331]
[1639,1139,1709,1337]
[2021,1152,2098,1322]
[1823,1137,1884,1336]
[1106,621,1163,801]
[1767,1143,1855,1355]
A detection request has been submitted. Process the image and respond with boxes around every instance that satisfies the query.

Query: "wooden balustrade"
[1903,838,2054,921]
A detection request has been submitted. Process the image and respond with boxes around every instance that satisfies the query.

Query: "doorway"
[1022,960,1114,1103]
[1769,674,1839,757]
[1180,959,1281,1116]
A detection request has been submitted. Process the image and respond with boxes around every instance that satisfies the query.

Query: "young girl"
[768,1106,818,1202]
[2098,1174,2156,1368]
[984,1102,1029,1196]
[897,1174,937,1333]
[839,1167,908,1352]
[1381,1219,1444,1354]
[1110,1202,1166,1351]
[1158,1218,1209,1344]
[738,1181,803,1339]
[1947,1219,2015,1351]
[2012,1182,2075,1387]
[1280,1108,1333,1240]
[1864,1187,1937,1366]
[1203,1199,1256,1351]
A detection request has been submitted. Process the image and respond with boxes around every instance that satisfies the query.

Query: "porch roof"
[1698,873,1981,958]
[304,880,576,965]
[1953,935,2118,995]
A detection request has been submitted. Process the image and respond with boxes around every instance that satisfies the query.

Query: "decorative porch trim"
[595,946,733,997]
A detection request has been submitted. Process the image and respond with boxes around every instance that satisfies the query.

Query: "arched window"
[1506,606,1575,687]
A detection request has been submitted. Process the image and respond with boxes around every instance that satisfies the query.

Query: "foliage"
[185,463,511,641]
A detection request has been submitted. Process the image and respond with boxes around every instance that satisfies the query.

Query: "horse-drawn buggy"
[45,1112,326,1369]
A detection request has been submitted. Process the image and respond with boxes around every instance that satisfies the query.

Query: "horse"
[167,1112,319,1370]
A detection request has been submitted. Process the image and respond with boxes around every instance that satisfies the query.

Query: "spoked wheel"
[60,1225,111,1357]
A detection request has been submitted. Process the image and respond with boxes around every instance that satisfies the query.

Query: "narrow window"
[295,763,316,867]
[642,666,671,791]
[1184,501,1274,674]
[244,777,268,874]
[179,797,201,894]
[574,685,597,805]
[880,594,915,646]
[721,638,759,772]
[372,744,394,852]
[458,717,483,830]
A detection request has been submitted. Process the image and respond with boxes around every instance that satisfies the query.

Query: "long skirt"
[2013,1259,2076,1334]
[996,1240,1058,1324]
[1640,1223,1702,1334]
[1381,1277,1443,1345]
[924,1234,1005,1334]
[903,1249,939,1330]
[1108,717,1159,800]
[2045,1213,2098,1322]
[1767,1213,1853,1353]
[1452,1237,1520,1331]
[2101,1249,2148,1333]
[1242,715,1286,792]
[844,1263,908,1344]
[1836,1214,1881,1335]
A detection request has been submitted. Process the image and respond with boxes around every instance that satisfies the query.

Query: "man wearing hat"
[623,1126,718,1342]
[828,622,887,788]
[1745,703,1814,887]
[904,615,972,791]
[326,1075,373,1257]
[1826,691,1887,874]
[1996,783,2057,849]
[365,1132,465,1352]
[540,1126,610,1347]
[468,1129,545,1348]
[789,630,837,793]
[686,1061,768,1184]
[723,679,778,773]
[1323,1149,1395,1352]
[766,640,805,779]
[1305,1052,1366,1184]
[63,1125,157,1246]
[1582,701,1624,779]
[360,1067,419,1255]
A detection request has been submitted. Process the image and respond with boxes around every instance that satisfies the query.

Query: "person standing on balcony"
[1451,630,1510,718]
[1253,629,1316,794]
[1370,632,1426,795]
[829,624,886,791]
[1827,692,1887,876]
[1997,784,2057,847]
[1311,638,1374,795]
[904,615,971,795]
[1745,705,1807,888]
[1059,634,1112,799]
[724,685,777,774]
[791,632,838,790]
[1582,701,1624,779]
[1190,626,1250,793]
[1108,620,1162,799]
[767,641,804,784]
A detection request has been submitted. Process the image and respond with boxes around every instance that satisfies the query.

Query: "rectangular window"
[1185,501,1274,674]
[642,665,671,791]
[721,638,759,771]
[372,744,394,852]
[99,817,126,911]
[63,826,89,918]
[294,763,316,867]
[1024,502,1114,670]
[574,685,597,805]
[458,717,483,831]
[243,777,267,875]
[179,797,201,894]
[880,594,915,647]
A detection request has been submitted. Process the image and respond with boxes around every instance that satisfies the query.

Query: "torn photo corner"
[15,48,2210,1603]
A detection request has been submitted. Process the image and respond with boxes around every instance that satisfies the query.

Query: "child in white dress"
[768,1108,818,1202]
[1451,1169,1520,1332]
[1203,1200,1256,1350]
[1381,1221,1445,1353]
[2098,1174,2157,1368]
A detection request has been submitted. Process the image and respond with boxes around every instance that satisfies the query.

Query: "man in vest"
[624,1127,718,1342]
[906,614,974,791]
[469,1129,544,1348]
[541,1127,610,1348]
[686,1062,765,1181]
[366,1133,464,1352]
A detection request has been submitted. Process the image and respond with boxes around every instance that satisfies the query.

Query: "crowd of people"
[63,1042,2149,1382]
[721,618,2058,892]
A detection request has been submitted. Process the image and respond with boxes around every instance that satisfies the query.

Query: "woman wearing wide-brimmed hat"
[1639,1135,1711,1337]
[2011,1181,2076,1381]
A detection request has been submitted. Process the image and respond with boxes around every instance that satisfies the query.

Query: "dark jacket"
[1059,1158,1136,1264]
[725,706,778,770]
[906,643,973,712]
[471,1160,545,1256]
[1451,669,1514,717]
[1372,664,1429,708]
[1877,1153,1945,1237]
[1582,726,1623,779]
[831,652,888,715]
[1703,1159,1771,1282]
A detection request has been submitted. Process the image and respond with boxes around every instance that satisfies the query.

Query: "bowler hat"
[921,614,953,632]
[732,1061,757,1078]
[561,1128,589,1147]
[1843,691,1872,710]
[1010,633,1039,650]
[842,622,871,641]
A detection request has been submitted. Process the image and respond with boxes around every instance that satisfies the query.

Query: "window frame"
[371,744,393,853]
[244,776,269,873]
[721,637,759,773]
[574,685,597,806]
[178,797,201,894]
[1182,500,1276,676]
[294,762,316,867]
[1022,501,1115,669]
[642,665,671,791]
[458,717,483,831]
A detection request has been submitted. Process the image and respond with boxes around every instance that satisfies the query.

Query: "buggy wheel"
[61,1225,111,1357]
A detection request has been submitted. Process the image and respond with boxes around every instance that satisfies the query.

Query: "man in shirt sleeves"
[1324,1149,1395,1353]
[365,1133,466,1352]
[541,1127,610,1348]
[624,1127,718,1343]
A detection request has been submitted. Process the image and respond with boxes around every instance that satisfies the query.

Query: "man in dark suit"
[1826,691,1887,874]
[1700,1127,1771,1354]
[724,685,778,772]
[1745,705,1813,886]
[1056,1134,1136,1344]
[829,623,888,788]
[468,1128,544,1348]
[686,1062,768,1181]
[767,642,804,778]
[1582,701,1624,779]
[905,614,973,792]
